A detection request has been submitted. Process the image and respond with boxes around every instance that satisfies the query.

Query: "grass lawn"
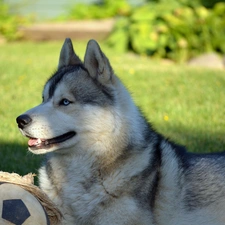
[0,40,225,176]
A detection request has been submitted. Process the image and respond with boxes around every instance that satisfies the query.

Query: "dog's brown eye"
[60,99,71,106]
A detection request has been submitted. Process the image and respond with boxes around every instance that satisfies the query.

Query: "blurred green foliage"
[199,0,224,8]
[107,0,225,62]
[65,0,132,20]
[0,0,30,41]
[65,0,225,62]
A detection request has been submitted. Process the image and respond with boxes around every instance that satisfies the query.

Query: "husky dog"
[16,38,225,225]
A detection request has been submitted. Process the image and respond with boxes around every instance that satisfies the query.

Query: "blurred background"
[2,0,225,63]
[6,0,141,20]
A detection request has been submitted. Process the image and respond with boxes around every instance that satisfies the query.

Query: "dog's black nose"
[16,114,32,129]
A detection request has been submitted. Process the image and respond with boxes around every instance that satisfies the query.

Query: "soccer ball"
[0,182,50,225]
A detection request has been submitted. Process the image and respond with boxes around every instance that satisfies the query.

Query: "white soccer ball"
[0,182,50,225]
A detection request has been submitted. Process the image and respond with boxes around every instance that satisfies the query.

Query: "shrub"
[0,1,30,41]
[200,0,223,8]
[66,0,132,20]
[107,1,225,62]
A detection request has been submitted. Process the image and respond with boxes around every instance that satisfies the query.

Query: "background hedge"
[106,0,225,62]
[2,0,225,62]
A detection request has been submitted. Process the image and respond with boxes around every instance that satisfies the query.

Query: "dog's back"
[154,148,225,225]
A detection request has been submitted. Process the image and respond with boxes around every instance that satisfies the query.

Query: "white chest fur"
[39,153,153,225]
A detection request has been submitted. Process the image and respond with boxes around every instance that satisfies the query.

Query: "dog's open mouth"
[27,131,76,149]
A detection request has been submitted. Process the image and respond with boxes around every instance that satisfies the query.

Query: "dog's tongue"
[28,138,42,147]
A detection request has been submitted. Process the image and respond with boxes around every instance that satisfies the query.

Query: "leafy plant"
[0,1,30,41]
[65,0,132,20]
[107,1,225,62]
[200,0,223,8]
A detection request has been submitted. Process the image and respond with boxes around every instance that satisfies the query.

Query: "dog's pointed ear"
[84,39,113,85]
[58,38,82,69]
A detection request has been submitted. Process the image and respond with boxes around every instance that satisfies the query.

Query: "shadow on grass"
[0,141,43,177]
[157,124,225,154]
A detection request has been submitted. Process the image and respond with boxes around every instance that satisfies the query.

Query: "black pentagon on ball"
[2,199,31,224]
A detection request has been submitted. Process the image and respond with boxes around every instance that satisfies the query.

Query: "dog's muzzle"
[16,114,32,129]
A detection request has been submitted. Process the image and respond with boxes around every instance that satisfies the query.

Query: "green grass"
[0,40,225,176]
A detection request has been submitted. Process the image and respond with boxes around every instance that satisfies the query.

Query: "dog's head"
[16,39,134,155]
